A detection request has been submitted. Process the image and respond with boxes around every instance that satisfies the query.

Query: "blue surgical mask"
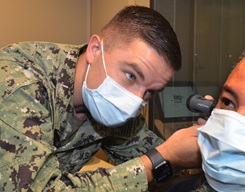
[198,108,245,192]
[82,42,146,127]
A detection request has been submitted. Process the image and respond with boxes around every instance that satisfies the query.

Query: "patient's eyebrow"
[222,85,238,101]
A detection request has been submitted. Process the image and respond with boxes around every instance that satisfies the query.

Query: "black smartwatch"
[145,148,173,183]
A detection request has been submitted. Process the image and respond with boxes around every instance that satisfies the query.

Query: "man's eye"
[125,72,135,81]
[221,98,236,110]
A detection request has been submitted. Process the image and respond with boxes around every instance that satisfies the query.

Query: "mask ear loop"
[101,41,108,77]
[84,40,106,82]
[84,63,90,82]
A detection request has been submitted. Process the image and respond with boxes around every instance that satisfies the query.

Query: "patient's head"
[197,51,245,192]
[216,52,245,112]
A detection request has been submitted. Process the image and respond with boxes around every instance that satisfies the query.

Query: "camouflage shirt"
[0,41,163,191]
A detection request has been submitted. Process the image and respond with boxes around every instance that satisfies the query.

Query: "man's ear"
[86,35,102,64]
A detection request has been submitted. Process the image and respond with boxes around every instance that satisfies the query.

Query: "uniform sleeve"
[102,114,164,165]
[0,122,148,191]
[0,42,150,191]
[0,115,148,191]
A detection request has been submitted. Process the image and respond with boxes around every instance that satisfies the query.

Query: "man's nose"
[133,90,151,102]
[131,90,145,100]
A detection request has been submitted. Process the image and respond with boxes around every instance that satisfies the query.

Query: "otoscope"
[186,94,216,116]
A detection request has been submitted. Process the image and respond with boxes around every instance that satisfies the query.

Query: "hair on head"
[100,5,181,71]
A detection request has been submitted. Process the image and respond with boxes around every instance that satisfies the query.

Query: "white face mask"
[82,42,146,127]
[198,108,245,192]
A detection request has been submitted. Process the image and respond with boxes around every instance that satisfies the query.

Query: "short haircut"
[100,5,181,71]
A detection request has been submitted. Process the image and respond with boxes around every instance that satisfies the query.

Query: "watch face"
[153,161,172,183]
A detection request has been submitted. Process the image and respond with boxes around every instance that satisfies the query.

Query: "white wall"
[0,0,90,48]
[90,0,150,35]
[0,0,149,48]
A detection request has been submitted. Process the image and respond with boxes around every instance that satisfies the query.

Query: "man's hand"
[156,125,202,169]
[141,94,215,182]
[141,125,202,182]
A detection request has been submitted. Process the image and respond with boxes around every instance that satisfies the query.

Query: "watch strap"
[145,148,164,168]
[145,148,173,183]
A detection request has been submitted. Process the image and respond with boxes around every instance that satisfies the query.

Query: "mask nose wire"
[101,41,144,104]
[101,41,108,77]
[101,41,145,102]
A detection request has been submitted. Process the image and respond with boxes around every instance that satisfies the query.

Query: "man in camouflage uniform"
[0,6,201,191]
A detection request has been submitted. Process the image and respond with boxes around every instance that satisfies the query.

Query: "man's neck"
[73,52,87,109]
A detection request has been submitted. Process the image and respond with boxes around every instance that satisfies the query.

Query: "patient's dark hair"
[190,174,216,192]
[101,5,181,71]
[239,50,245,62]
[231,50,245,70]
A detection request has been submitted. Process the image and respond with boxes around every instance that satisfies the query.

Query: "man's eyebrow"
[123,62,145,80]
[222,85,238,100]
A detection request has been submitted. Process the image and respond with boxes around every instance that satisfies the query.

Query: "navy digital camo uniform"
[0,41,163,191]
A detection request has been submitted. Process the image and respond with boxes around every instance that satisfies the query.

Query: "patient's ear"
[86,35,101,64]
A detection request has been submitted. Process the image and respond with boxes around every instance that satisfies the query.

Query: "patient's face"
[216,57,245,116]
